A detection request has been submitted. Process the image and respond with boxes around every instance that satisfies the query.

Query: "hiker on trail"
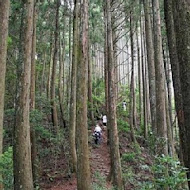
[122,101,127,111]
[93,124,102,144]
[102,114,107,127]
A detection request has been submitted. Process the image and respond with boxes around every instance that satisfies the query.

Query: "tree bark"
[69,0,78,173]
[143,0,156,134]
[129,11,137,141]
[14,0,34,189]
[164,0,185,163]
[76,0,92,189]
[172,0,190,186]
[106,0,123,189]
[51,0,60,128]
[30,0,38,185]
[0,0,10,188]
[153,0,168,155]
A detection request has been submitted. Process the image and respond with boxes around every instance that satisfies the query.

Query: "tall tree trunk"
[106,0,123,189]
[30,0,37,185]
[47,34,54,100]
[88,43,94,124]
[164,0,185,163]
[136,23,142,127]
[51,0,59,128]
[129,11,137,141]
[76,0,92,189]
[0,0,10,188]
[104,1,109,144]
[172,0,190,186]
[14,0,34,189]
[140,13,148,139]
[58,8,66,127]
[143,0,156,134]
[69,0,78,173]
[67,12,72,108]
[153,0,168,155]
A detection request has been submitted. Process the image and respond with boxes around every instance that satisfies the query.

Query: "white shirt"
[94,125,102,133]
[103,115,107,123]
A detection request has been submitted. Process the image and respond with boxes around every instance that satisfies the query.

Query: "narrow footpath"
[49,129,111,190]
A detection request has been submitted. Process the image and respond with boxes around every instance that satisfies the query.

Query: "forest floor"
[40,128,112,190]
[40,127,153,190]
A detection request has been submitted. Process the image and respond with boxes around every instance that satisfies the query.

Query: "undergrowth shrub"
[117,118,129,133]
[139,155,188,190]
[0,147,13,190]
[92,172,113,190]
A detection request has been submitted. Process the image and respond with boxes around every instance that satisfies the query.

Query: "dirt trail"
[48,129,111,190]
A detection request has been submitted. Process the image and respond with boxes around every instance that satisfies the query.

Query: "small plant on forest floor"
[92,172,113,190]
[117,118,130,133]
[122,152,136,162]
[0,147,13,190]
[122,167,137,188]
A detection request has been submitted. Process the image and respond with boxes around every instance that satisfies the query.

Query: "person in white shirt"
[102,115,107,127]
[122,101,127,111]
[93,124,102,144]
[94,124,102,133]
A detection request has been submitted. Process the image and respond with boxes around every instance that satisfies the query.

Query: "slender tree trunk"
[14,0,34,189]
[143,0,156,134]
[51,0,60,128]
[76,0,92,189]
[40,54,46,95]
[153,0,168,156]
[104,1,109,144]
[58,9,66,127]
[140,13,148,139]
[30,1,38,185]
[47,35,54,100]
[0,0,10,188]
[106,0,123,189]
[129,11,137,140]
[69,0,78,173]
[136,23,142,127]
[172,0,190,186]
[88,43,94,124]
[67,14,72,108]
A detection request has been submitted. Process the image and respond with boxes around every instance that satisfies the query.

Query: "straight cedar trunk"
[30,0,38,185]
[14,0,34,189]
[76,0,92,189]
[164,0,185,163]
[67,14,72,107]
[103,1,109,144]
[143,0,156,134]
[88,44,94,125]
[163,48,175,156]
[69,0,78,173]
[140,13,148,139]
[136,23,142,126]
[51,0,59,128]
[58,36,65,127]
[153,0,168,155]
[47,34,54,100]
[129,11,137,142]
[172,0,190,186]
[106,0,123,189]
[58,7,66,127]
[0,0,10,188]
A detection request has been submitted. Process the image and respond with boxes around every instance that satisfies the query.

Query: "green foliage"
[117,118,129,133]
[0,147,13,190]
[92,172,113,190]
[139,155,188,190]
[122,152,136,162]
